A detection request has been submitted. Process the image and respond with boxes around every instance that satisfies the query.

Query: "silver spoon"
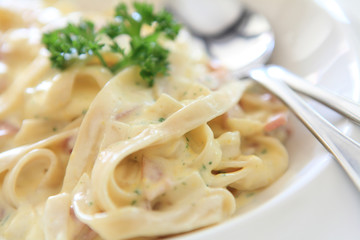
[167,0,360,190]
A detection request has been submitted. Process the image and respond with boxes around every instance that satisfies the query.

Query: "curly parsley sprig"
[42,2,181,86]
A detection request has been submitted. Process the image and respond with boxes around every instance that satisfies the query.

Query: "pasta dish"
[0,1,289,239]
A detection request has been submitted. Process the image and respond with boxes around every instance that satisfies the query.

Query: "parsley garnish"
[42,2,181,86]
[42,21,106,70]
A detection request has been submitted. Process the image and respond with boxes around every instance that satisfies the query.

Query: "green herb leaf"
[42,2,181,86]
[42,21,107,69]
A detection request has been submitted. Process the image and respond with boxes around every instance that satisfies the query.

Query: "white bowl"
[172,0,360,239]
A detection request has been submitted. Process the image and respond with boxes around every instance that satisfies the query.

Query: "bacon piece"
[62,136,76,154]
[264,113,288,132]
[115,106,139,121]
[142,158,163,182]
[0,121,18,137]
[205,60,231,89]
[142,158,172,201]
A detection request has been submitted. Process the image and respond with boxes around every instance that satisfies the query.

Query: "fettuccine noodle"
[0,1,289,239]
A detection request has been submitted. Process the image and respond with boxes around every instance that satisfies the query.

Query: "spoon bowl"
[167,0,274,75]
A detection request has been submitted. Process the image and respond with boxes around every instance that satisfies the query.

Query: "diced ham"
[205,60,230,89]
[115,106,139,120]
[0,121,18,137]
[62,136,76,154]
[142,158,172,201]
[264,113,288,132]
[142,158,163,182]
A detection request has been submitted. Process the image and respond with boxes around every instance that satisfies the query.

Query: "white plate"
[172,0,360,239]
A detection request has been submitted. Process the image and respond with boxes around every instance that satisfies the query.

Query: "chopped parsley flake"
[246,192,255,198]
